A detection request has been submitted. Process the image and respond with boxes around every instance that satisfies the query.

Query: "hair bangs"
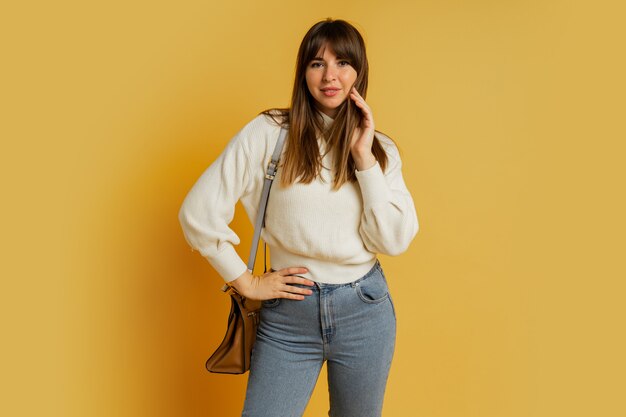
[304,26,363,73]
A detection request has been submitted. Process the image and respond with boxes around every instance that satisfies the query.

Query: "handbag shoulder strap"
[246,126,288,274]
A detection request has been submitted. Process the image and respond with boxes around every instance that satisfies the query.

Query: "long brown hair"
[260,18,392,190]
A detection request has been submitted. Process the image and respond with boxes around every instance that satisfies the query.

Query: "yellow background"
[2,1,624,416]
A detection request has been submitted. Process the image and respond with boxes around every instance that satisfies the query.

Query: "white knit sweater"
[178,110,419,284]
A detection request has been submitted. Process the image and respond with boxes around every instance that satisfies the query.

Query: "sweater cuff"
[205,245,248,283]
[354,161,392,208]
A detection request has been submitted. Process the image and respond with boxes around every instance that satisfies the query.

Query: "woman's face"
[305,43,357,119]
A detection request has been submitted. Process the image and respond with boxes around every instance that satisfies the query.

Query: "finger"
[350,94,370,112]
[351,95,364,106]
[350,91,364,103]
[278,291,307,301]
[279,267,309,276]
[281,284,314,296]
[351,87,367,103]
[283,275,315,286]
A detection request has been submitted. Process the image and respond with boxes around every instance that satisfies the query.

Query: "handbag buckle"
[247,310,261,325]
[265,158,279,180]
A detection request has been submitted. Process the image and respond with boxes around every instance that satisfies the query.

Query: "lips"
[321,87,341,97]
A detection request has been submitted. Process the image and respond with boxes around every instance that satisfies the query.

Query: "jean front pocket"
[355,272,390,304]
[261,298,281,309]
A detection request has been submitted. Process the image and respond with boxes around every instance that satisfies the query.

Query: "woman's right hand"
[227,267,315,301]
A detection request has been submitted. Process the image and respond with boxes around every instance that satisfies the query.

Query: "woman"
[179,18,419,417]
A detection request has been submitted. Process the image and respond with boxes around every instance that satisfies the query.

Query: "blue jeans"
[241,259,396,417]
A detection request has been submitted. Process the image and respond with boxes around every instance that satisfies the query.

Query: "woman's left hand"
[349,86,377,170]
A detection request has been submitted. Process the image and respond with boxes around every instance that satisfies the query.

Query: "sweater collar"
[317,109,334,131]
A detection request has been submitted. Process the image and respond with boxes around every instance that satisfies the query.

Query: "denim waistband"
[271,259,381,291]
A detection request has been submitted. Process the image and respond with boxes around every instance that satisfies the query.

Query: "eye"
[339,60,351,66]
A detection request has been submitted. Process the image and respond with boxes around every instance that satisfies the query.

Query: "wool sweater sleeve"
[178,127,252,283]
[354,142,419,255]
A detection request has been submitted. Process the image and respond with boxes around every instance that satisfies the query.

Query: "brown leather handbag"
[205,126,288,374]
[204,286,262,374]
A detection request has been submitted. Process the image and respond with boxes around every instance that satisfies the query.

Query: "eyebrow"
[310,56,349,61]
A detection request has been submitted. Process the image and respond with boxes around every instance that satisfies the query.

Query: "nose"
[322,66,336,82]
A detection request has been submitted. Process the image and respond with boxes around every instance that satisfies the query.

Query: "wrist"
[227,270,254,296]
[353,153,376,171]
